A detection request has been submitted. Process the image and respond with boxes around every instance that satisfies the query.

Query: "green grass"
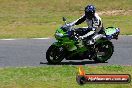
[0,0,131,38]
[0,65,132,88]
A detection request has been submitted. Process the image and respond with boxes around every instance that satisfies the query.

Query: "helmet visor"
[85,11,95,19]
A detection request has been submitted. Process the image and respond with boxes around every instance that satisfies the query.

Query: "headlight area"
[55,33,64,37]
[55,32,65,40]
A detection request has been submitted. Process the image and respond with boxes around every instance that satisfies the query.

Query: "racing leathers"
[67,13,105,45]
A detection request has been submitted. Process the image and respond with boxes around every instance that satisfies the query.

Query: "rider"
[67,5,105,45]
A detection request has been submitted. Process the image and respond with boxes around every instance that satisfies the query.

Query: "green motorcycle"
[46,17,120,64]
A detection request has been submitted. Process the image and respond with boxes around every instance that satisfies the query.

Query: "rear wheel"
[46,45,65,64]
[93,39,114,63]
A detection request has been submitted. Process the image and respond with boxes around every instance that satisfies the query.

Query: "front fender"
[52,42,62,47]
[96,37,109,44]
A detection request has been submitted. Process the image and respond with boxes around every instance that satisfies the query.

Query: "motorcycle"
[46,17,120,64]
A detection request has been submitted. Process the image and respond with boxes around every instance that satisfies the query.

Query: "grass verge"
[0,15,131,38]
[0,0,131,38]
[0,65,132,88]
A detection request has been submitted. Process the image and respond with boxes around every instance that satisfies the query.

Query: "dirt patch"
[98,10,132,16]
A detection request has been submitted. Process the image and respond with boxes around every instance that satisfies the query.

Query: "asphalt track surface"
[0,35,132,67]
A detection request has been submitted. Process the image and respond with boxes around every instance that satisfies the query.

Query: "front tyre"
[46,45,65,64]
[93,40,114,63]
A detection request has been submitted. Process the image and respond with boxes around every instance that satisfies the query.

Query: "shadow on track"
[40,61,108,65]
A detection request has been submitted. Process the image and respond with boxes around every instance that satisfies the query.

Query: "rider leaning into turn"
[67,5,105,45]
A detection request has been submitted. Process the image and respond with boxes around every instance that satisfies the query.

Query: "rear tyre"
[46,45,65,64]
[93,39,114,63]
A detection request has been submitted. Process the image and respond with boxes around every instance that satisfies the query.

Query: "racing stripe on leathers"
[70,13,103,40]
[71,13,102,32]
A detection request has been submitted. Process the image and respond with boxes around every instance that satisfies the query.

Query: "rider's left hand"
[66,23,72,27]
[66,22,75,27]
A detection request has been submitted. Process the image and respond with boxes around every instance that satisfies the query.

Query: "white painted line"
[32,38,50,40]
[1,35,132,41]
[0,35,132,41]
[0,39,16,40]
[0,38,51,40]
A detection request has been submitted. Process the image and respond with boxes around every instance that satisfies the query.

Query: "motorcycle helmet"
[85,5,96,19]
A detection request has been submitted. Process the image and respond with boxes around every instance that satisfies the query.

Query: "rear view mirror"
[62,17,66,21]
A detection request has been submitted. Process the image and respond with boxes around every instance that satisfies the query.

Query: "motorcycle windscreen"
[105,27,117,35]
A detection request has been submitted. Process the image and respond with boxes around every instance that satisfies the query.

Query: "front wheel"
[93,39,114,63]
[46,45,65,64]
